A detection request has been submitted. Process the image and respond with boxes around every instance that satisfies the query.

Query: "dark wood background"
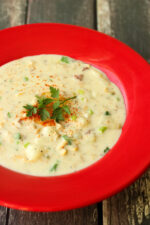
[0,0,149,224]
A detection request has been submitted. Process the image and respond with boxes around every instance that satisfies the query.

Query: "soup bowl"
[0,23,149,211]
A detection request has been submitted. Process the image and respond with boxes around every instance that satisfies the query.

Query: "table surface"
[0,0,149,224]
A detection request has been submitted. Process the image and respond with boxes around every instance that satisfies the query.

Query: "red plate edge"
[0,23,149,212]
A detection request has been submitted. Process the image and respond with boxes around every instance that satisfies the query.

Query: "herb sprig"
[23,87,76,122]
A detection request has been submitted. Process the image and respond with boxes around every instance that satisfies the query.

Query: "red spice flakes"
[45,84,50,87]
[20,112,56,127]
[36,76,39,78]
[42,120,56,126]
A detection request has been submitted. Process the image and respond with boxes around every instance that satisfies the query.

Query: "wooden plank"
[0,207,8,225]
[6,0,99,224]
[27,0,96,29]
[97,0,150,60]
[8,205,98,225]
[0,0,27,29]
[97,0,150,224]
[0,1,27,224]
[102,171,150,225]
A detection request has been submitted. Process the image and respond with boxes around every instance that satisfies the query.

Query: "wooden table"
[0,0,149,224]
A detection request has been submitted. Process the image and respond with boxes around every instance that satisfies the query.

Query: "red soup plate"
[0,23,149,211]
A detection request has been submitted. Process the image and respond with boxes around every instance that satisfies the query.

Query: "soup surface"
[0,55,126,176]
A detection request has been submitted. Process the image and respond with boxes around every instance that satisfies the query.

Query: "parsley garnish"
[104,147,110,153]
[62,135,72,145]
[51,107,64,122]
[105,111,111,116]
[50,86,59,98]
[23,87,76,122]
[39,108,50,121]
[7,112,11,118]
[60,56,69,64]
[50,161,59,172]
[23,105,37,117]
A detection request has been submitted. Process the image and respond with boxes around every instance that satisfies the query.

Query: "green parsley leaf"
[104,147,110,153]
[39,108,50,121]
[62,135,72,145]
[23,104,37,117]
[50,87,59,98]
[105,111,111,116]
[50,161,59,172]
[36,95,53,109]
[60,96,76,104]
[60,56,69,63]
[51,107,64,122]
[7,112,11,118]
[53,101,60,110]
[23,88,76,122]
[62,105,71,114]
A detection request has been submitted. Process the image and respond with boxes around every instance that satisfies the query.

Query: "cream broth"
[0,55,126,176]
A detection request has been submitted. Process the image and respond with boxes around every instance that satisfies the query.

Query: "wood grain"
[97,0,150,224]
[8,205,98,225]
[102,171,150,225]
[0,207,7,225]
[0,0,27,29]
[97,0,150,60]
[27,0,96,29]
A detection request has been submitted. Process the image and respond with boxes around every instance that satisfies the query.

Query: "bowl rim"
[0,23,149,211]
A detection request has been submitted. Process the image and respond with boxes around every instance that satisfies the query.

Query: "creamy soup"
[0,55,126,176]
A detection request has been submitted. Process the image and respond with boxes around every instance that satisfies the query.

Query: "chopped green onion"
[71,115,77,121]
[0,142,2,146]
[62,135,72,145]
[50,161,59,172]
[60,56,69,63]
[24,142,30,148]
[105,111,111,116]
[24,77,29,81]
[89,109,94,115]
[78,89,84,95]
[81,97,85,101]
[116,97,120,101]
[16,141,20,145]
[7,112,11,118]
[104,147,110,153]
[99,126,107,133]
[14,133,21,140]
